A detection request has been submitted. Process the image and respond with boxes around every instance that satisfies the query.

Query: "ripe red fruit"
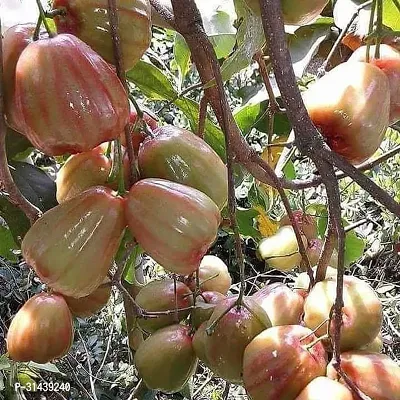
[120,109,158,152]
[138,126,228,209]
[3,24,42,134]
[327,351,400,400]
[303,275,382,351]
[295,377,354,400]
[349,44,400,125]
[63,279,112,318]
[134,325,198,393]
[14,34,129,155]
[7,293,73,363]
[56,146,112,203]
[243,325,327,400]
[204,296,271,383]
[135,280,193,333]
[53,0,151,70]
[22,186,126,298]
[252,282,304,326]
[192,322,210,365]
[279,210,317,241]
[124,178,221,275]
[304,61,390,164]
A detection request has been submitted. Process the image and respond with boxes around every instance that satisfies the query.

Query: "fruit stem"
[35,0,54,38]
[304,334,329,351]
[317,0,373,76]
[33,15,42,41]
[128,94,156,139]
[374,0,383,58]
[315,226,336,284]
[365,0,378,62]
[299,319,329,342]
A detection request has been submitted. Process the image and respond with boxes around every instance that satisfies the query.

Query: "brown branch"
[0,18,41,225]
[315,222,336,283]
[107,0,138,186]
[197,94,208,139]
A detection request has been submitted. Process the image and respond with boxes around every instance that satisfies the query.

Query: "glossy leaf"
[0,225,19,262]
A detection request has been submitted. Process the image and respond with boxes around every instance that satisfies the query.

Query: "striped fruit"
[125,178,221,275]
[53,0,151,70]
[7,293,74,363]
[22,186,126,298]
[3,24,40,133]
[14,34,129,155]
[138,126,228,209]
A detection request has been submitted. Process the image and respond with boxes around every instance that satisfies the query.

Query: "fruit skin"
[192,322,210,365]
[125,178,221,275]
[138,126,228,209]
[245,0,328,25]
[294,266,337,298]
[134,324,198,394]
[191,255,231,295]
[63,279,112,318]
[258,226,308,271]
[191,291,226,329]
[7,293,73,363]
[303,275,382,351]
[295,376,354,400]
[135,280,193,333]
[304,61,390,164]
[22,186,126,298]
[3,24,40,133]
[327,351,400,400]
[306,238,338,268]
[121,109,158,152]
[361,332,383,353]
[204,296,271,383]
[243,325,327,400]
[53,0,151,70]
[56,146,112,203]
[252,282,304,326]
[279,210,317,241]
[14,34,129,156]
[349,44,400,125]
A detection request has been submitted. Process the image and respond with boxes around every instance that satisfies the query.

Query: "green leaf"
[26,362,64,375]
[344,230,365,266]
[17,373,37,391]
[0,225,19,262]
[288,18,333,78]
[174,33,191,89]
[383,0,400,30]
[0,197,30,245]
[9,161,57,211]
[0,356,11,372]
[221,0,264,82]
[127,60,178,100]
[5,128,33,160]
[236,208,262,239]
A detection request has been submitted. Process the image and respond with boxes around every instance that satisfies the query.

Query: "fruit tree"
[0,0,400,399]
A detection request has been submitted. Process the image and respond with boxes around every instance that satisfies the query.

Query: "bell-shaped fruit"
[349,44,400,125]
[14,34,129,155]
[3,24,42,133]
[304,61,390,164]
[245,0,329,25]
[56,146,112,203]
[243,325,327,400]
[125,178,221,275]
[138,126,228,209]
[204,296,271,383]
[295,377,354,400]
[258,226,308,271]
[303,275,382,351]
[22,186,126,298]
[121,108,158,152]
[134,324,198,393]
[327,351,400,400]
[7,293,73,363]
[194,255,231,295]
[135,279,193,333]
[306,238,338,268]
[63,279,112,318]
[53,0,151,71]
[294,266,337,298]
[191,291,226,328]
[252,282,304,326]
[193,322,210,365]
[279,210,317,241]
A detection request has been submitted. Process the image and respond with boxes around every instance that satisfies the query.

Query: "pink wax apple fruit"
[243,325,327,400]
[14,34,129,155]
[295,376,354,400]
[124,178,221,275]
